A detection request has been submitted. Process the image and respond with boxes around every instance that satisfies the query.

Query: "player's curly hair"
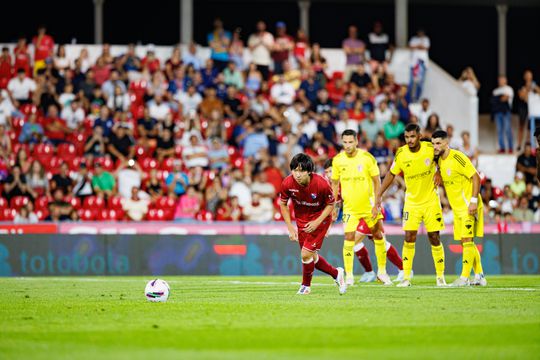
[290,153,315,173]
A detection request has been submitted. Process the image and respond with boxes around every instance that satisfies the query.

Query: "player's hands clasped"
[304,220,320,233]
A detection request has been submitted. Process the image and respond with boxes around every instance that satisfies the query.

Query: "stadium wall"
[0,234,538,277]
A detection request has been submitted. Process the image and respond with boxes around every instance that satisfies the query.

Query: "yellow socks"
[343,240,355,276]
[402,242,416,280]
[461,242,475,278]
[373,238,387,275]
[431,244,445,278]
[473,243,484,275]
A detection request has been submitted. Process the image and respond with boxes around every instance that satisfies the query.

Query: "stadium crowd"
[0,22,538,227]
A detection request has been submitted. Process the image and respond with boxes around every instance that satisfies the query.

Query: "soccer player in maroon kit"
[279,153,347,295]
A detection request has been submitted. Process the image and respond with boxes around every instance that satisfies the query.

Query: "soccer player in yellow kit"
[376,124,446,287]
[431,130,487,286]
[331,129,392,286]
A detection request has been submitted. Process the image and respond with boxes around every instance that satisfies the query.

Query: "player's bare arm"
[279,201,298,242]
[469,172,481,216]
[376,171,395,209]
[304,204,334,233]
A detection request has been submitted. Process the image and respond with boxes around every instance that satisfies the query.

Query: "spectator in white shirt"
[270,75,295,105]
[459,67,481,96]
[123,186,150,221]
[175,85,202,116]
[492,75,515,153]
[374,100,392,125]
[182,134,209,169]
[60,98,85,131]
[247,21,274,80]
[0,90,15,128]
[243,192,274,222]
[7,69,36,105]
[148,94,170,121]
[409,29,430,65]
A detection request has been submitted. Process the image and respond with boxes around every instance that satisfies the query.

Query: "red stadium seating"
[3,208,16,221]
[78,208,97,221]
[108,196,124,210]
[160,157,174,172]
[64,196,81,210]
[57,143,77,161]
[47,157,65,173]
[154,196,176,210]
[83,196,105,210]
[141,157,159,171]
[19,104,38,116]
[10,196,30,210]
[0,197,7,209]
[33,143,55,163]
[34,196,51,210]
[35,209,49,221]
[195,210,213,222]
[146,208,167,221]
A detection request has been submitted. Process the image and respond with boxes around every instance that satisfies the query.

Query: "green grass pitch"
[1,275,539,359]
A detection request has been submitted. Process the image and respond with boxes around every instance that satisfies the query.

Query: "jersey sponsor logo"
[357,164,363,172]
[311,193,317,199]
[446,169,452,176]
[424,158,431,166]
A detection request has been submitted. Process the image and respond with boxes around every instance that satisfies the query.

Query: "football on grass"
[145,279,170,302]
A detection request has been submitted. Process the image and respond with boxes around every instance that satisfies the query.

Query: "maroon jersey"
[279,173,335,227]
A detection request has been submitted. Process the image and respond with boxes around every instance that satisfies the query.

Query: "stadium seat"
[64,196,81,210]
[78,208,97,221]
[95,157,115,171]
[0,197,8,209]
[47,157,65,173]
[19,104,38,116]
[195,210,214,222]
[3,208,16,221]
[12,143,29,156]
[134,145,154,159]
[68,156,85,171]
[155,196,176,210]
[33,143,55,163]
[141,157,159,171]
[146,208,167,221]
[160,157,174,172]
[83,196,105,210]
[34,196,51,210]
[10,196,30,211]
[108,196,124,210]
[57,143,77,162]
[35,209,49,221]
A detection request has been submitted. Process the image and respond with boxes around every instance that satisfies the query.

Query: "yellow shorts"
[403,199,444,232]
[453,209,484,240]
[343,211,383,233]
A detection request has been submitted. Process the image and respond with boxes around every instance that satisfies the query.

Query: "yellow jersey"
[438,149,483,212]
[331,149,379,213]
[390,141,438,206]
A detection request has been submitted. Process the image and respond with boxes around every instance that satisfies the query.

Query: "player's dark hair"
[323,158,333,169]
[405,123,421,133]
[341,129,357,139]
[432,130,448,139]
[290,153,315,173]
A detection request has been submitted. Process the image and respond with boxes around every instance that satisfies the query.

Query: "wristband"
[470,197,478,204]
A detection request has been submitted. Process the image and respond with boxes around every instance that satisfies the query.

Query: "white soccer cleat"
[345,274,355,286]
[451,277,470,287]
[396,279,411,287]
[394,269,414,282]
[335,267,347,295]
[377,273,393,286]
[359,270,376,283]
[296,285,311,295]
[471,274,487,286]
[436,276,448,287]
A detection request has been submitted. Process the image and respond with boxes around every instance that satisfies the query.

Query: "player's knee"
[344,232,355,241]
[301,250,314,263]
[427,232,441,245]
[461,238,473,245]
[405,233,417,243]
[372,230,383,239]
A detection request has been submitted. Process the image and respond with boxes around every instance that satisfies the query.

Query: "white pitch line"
[8,278,539,291]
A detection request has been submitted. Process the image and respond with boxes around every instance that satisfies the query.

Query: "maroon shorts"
[298,218,332,252]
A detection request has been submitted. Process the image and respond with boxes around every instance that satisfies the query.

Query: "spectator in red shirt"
[141,48,161,74]
[272,22,294,75]
[32,25,55,75]
[44,104,71,146]
[92,57,111,86]
[14,37,31,77]
[0,47,13,86]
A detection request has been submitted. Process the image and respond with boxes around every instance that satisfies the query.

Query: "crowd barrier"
[0,232,538,277]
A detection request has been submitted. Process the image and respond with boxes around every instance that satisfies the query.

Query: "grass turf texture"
[1,275,539,359]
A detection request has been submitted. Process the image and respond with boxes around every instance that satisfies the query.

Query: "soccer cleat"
[396,279,411,287]
[451,277,470,287]
[335,267,347,295]
[296,285,311,295]
[345,274,355,286]
[436,276,448,287]
[359,271,376,283]
[471,274,487,286]
[394,270,414,282]
[377,273,393,286]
